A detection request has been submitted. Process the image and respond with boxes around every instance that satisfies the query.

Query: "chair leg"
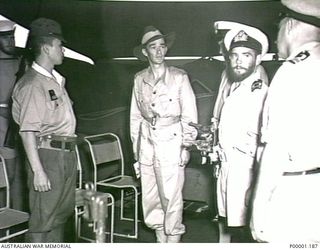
[119,188,139,239]
[74,208,78,241]
[110,196,114,243]
[120,189,125,221]
[134,190,138,238]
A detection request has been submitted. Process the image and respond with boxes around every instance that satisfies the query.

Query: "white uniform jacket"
[251,42,320,242]
[218,69,268,158]
[216,68,268,227]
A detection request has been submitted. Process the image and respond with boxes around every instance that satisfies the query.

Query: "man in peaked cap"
[250,0,320,242]
[211,23,269,242]
[12,18,77,242]
[0,19,27,211]
[130,26,197,243]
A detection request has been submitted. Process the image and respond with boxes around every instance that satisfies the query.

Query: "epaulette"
[288,51,310,64]
[168,66,187,75]
[251,79,262,92]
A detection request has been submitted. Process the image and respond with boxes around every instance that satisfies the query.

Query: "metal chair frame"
[0,154,29,242]
[84,132,140,239]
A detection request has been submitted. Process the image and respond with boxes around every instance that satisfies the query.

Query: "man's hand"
[20,131,52,192]
[33,169,51,192]
[179,148,190,166]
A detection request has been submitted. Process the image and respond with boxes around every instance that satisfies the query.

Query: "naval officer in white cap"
[251,0,320,242]
[212,23,269,242]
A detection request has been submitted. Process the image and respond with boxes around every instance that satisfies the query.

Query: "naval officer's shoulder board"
[288,51,310,64]
[251,79,263,92]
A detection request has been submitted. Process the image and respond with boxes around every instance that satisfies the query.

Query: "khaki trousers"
[140,162,185,239]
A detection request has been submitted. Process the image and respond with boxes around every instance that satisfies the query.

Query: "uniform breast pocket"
[159,94,180,112]
[45,96,64,111]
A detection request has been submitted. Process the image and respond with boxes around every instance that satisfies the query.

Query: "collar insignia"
[251,79,262,92]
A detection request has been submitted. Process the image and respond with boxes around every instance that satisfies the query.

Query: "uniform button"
[151,103,155,107]
[153,91,156,94]
[169,99,172,101]
[152,127,156,130]
[173,133,176,136]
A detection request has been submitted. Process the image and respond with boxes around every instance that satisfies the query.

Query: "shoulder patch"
[251,79,262,92]
[288,51,310,64]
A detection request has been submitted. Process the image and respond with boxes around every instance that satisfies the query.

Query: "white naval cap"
[281,0,320,27]
[224,23,269,57]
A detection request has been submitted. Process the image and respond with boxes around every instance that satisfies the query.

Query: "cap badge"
[233,30,249,43]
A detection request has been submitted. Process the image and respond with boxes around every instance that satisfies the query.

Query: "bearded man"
[211,24,269,243]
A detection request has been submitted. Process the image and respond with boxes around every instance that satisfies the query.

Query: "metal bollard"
[81,182,110,243]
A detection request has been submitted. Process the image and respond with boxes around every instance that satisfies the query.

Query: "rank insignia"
[288,51,310,64]
[251,79,262,92]
[48,89,58,101]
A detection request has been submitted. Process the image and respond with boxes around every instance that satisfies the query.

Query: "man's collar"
[31,62,64,85]
[143,64,167,86]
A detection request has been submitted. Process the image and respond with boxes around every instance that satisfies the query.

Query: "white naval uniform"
[216,69,268,227]
[251,42,320,242]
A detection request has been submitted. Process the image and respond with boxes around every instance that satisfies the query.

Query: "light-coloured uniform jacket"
[130,65,197,166]
[216,67,268,227]
[251,42,320,242]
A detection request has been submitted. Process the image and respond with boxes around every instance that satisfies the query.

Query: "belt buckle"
[50,140,63,150]
[52,140,74,151]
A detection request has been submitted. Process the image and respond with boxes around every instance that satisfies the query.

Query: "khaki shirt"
[130,65,197,164]
[12,63,76,137]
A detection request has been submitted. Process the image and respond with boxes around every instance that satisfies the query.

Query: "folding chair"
[0,154,29,242]
[84,133,140,239]
[74,144,115,243]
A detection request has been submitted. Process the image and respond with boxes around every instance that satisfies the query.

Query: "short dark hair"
[26,35,56,58]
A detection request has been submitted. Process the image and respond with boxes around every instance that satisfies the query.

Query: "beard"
[227,64,255,82]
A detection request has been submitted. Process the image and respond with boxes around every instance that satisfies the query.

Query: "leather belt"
[283,168,320,176]
[37,135,77,151]
[0,103,9,108]
[144,116,180,127]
